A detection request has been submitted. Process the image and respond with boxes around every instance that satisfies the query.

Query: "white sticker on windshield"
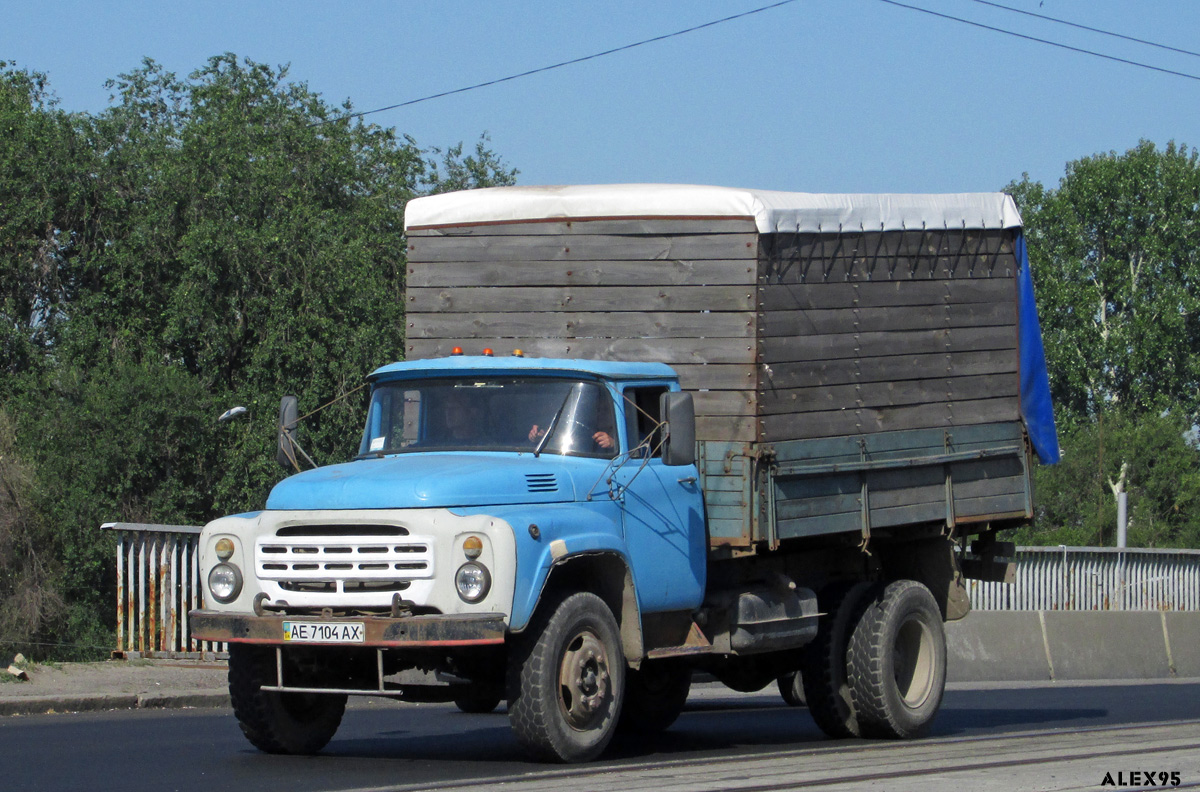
[369,436,385,452]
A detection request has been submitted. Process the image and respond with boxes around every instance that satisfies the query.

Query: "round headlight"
[208,563,243,603]
[215,537,235,560]
[455,562,491,603]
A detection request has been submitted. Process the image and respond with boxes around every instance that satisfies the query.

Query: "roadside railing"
[102,522,226,658]
[105,522,1200,657]
[968,546,1200,611]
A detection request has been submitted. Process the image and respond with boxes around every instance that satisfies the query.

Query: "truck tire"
[618,661,691,733]
[776,670,805,707]
[453,686,503,714]
[801,582,874,738]
[227,644,347,754]
[848,579,947,739]
[506,591,625,762]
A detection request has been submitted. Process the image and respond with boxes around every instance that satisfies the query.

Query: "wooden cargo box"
[404,185,1041,549]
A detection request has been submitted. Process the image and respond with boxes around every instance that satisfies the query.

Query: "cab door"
[613,383,707,613]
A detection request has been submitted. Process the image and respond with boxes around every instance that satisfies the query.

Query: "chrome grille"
[256,532,434,589]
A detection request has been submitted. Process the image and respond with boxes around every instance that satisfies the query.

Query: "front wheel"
[227,644,347,754]
[507,592,625,762]
[848,579,947,739]
[453,686,503,714]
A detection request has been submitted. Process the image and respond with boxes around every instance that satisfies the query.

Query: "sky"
[3,0,1199,195]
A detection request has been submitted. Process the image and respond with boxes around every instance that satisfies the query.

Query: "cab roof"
[369,355,678,382]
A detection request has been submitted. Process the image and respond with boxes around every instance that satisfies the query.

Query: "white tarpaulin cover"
[404,184,1023,234]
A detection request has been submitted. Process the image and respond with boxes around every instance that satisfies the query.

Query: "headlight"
[455,562,491,603]
[208,563,243,603]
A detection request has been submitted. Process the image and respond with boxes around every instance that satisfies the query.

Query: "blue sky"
[3,0,1198,194]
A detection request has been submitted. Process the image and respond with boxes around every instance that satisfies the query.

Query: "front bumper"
[189,610,507,647]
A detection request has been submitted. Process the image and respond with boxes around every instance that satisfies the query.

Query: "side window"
[623,386,668,458]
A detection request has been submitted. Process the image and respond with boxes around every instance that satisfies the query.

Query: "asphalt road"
[2,681,1197,792]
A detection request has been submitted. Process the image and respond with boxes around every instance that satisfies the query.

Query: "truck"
[190,184,1059,762]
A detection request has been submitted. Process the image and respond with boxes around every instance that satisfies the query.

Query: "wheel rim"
[558,629,611,731]
[893,617,935,708]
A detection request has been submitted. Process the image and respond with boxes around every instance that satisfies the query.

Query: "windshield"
[358,376,617,458]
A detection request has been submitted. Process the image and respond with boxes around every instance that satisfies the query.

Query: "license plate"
[282,621,365,644]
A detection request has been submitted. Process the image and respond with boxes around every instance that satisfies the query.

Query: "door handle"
[677,476,697,485]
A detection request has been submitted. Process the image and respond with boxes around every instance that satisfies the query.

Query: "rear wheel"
[800,582,874,738]
[619,661,691,733]
[507,592,625,762]
[776,670,806,707]
[848,579,947,739]
[227,644,347,755]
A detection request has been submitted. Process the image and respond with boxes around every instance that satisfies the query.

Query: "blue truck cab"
[192,355,713,761]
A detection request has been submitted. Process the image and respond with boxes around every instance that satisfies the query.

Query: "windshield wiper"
[534,392,572,458]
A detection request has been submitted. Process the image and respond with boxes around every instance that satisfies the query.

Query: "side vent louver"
[525,473,559,493]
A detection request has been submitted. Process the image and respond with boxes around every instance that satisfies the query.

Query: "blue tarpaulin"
[1015,233,1060,464]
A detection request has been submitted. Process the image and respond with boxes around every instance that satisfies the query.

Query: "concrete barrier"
[946,611,1200,682]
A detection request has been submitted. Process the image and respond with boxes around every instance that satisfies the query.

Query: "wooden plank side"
[759,278,1016,311]
[693,390,756,416]
[697,415,758,442]
[408,218,758,237]
[762,253,1017,284]
[409,286,755,313]
[407,259,757,288]
[761,229,1015,263]
[759,300,1016,337]
[759,373,1019,416]
[406,336,755,365]
[761,325,1016,364]
[673,364,758,391]
[761,397,1021,441]
[407,233,758,263]
[407,311,756,340]
[771,422,1025,466]
[761,349,1017,390]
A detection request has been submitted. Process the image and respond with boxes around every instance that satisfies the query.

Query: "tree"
[0,54,516,658]
[1022,410,1200,548]
[0,62,89,379]
[1008,140,1200,425]
[1010,140,1200,549]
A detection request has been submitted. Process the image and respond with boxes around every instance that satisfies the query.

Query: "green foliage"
[1019,410,1200,549]
[0,54,516,658]
[1009,141,1200,549]
[1007,140,1200,426]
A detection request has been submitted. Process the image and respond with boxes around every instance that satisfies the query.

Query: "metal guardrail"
[104,522,1200,657]
[968,546,1200,611]
[102,522,227,658]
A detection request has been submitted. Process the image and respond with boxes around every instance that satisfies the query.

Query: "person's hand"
[593,431,614,450]
[528,425,544,442]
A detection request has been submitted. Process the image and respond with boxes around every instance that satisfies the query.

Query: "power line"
[332,0,799,124]
[967,0,1200,60]
[875,0,1200,83]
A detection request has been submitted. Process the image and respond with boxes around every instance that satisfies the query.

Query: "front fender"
[454,502,627,631]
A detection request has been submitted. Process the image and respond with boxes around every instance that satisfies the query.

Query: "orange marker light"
[463,536,484,559]
[482,348,494,357]
[451,347,464,356]
[512,349,525,357]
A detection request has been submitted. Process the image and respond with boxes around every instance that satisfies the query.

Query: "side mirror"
[660,391,696,467]
[276,395,300,470]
